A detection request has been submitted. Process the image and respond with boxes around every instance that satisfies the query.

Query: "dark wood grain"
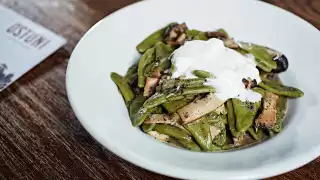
[0,0,319,180]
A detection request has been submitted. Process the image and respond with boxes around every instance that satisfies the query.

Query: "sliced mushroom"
[167,40,181,46]
[148,131,183,148]
[164,23,179,40]
[147,131,170,142]
[165,23,188,46]
[210,126,221,140]
[167,33,187,46]
[242,78,257,89]
[179,23,188,31]
[168,30,178,40]
[177,93,226,124]
[255,92,279,128]
[176,33,187,45]
[143,77,159,97]
[144,113,180,125]
[206,31,228,39]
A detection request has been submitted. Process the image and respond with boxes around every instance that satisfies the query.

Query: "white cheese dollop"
[171,38,262,102]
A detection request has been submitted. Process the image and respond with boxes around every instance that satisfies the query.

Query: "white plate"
[66,0,320,179]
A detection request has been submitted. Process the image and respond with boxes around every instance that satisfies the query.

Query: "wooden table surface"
[0,0,319,179]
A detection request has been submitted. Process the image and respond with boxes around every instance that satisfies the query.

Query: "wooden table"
[0,0,319,179]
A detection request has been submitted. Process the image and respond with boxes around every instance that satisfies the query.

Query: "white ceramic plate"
[66,0,320,179]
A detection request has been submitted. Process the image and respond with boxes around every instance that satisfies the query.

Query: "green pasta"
[110,22,303,152]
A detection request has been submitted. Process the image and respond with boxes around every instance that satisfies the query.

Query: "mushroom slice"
[206,31,228,39]
[147,131,170,142]
[164,23,179,40]
[177,93,226,124]
[176,33,187,45]
[210,126,221,140]
[148,131,184,148]
[179,22,188,31]
[143,77,159,97]
[242,78,258,89]
[165,23,188,46]
[255,92,279,128]
[144,113,180,125]
[168,30,178,40]
[167,40,181,46]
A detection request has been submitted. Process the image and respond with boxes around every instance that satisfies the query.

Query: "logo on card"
[6,22,51,50]
[0,64,13,90]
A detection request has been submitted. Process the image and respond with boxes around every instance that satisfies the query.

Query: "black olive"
[272,54,289,73]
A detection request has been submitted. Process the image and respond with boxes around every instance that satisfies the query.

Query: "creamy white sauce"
[171,38,262,102]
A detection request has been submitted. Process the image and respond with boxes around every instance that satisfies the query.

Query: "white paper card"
[0,5,67,91]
